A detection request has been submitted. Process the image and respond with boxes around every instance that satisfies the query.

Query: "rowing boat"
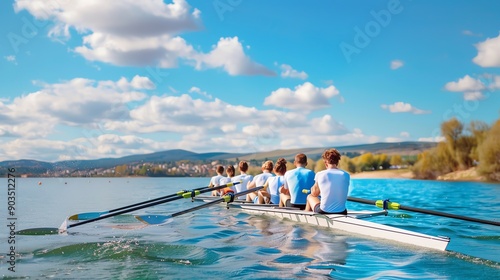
[228,203,450,251]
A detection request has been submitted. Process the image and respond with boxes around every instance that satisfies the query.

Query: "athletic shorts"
[314,204,347,215]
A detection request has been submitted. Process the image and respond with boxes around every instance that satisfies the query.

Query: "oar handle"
[348,196,500,226]
[67,182,239,229]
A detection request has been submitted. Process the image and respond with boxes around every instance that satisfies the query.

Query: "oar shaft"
[348,196,500,226]
[68,183,237,229]
[398,205,500,226]
[171,186,264,218]
[108,185,209,213]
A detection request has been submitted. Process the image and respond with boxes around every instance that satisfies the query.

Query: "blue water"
[1,177,499,279]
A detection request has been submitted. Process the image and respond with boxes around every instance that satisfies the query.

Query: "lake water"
[1,177,499,279]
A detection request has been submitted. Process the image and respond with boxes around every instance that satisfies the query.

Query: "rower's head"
[262,160,273,172]
[294,153,308,167]
[322,148,341,166]
[226,165,235,177]
[216,165,224,175]
[238,161,249,173]
[274,158,287,175]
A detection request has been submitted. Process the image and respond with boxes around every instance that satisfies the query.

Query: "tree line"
[412,117,500,181]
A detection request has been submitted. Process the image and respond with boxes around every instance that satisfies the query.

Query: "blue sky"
[1,0,499,162]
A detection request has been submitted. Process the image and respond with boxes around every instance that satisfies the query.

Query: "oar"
[16,182,239,235]
[348,196,500,226]
[68,185,213,220]
[136,186,264,225]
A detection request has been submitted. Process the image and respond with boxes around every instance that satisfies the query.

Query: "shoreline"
[350,169,414,179]
[350,167,488,182]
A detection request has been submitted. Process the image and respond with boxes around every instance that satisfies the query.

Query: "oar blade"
[135,215,172,225]
[68,211,108,221]
[16,227,61,235]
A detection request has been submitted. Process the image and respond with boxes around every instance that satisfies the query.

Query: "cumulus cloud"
[473,33,500,67]
[14,0,274,76]
[0,76,149,138]
[380,102,430,114]
[444,75,485,92]
[463,91,485,101]
[390,60,404,70]
[444,75,490,101]
[279,64,308,79]
[0,77,378,161]
[189,87,212,99]
[197,37,275,76]
[264,82,340,111]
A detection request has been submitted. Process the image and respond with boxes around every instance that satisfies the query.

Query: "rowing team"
[209,148,350,215]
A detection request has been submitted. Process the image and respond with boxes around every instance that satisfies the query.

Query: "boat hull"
[231,204,450,251]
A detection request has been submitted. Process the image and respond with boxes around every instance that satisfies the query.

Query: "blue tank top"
[284,167,315,205]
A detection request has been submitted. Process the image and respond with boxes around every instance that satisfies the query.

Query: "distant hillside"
[228,141,437,162]
[0,142,436,176]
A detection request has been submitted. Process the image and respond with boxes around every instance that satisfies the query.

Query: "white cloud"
[384,132,410,143]
[280,64,308,79]
[473,33,500,67]
[380,102,430,114]
[444,75,485,92]
[4,55,16,64]
[463,91,485,101]
[463,30,482,37]
[0,77,379,162]
[418,136,445,143]
[400,131,410,138]
[488,74,500,90]
[390,60,404,70]
[0,76,149,138]
[189,86,213,99]
[264,82,340,111]
[197,37,275,76]
[14,0,273,76]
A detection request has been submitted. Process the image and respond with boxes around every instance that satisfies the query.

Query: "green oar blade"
[16,227,61,235]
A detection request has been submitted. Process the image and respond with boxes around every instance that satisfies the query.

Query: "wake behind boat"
[227,203,450,251]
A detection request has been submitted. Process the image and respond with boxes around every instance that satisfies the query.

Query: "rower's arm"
[310,182,320,197]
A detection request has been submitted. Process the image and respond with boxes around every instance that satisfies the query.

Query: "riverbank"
[350,169,414,179]
[350,167,488,182]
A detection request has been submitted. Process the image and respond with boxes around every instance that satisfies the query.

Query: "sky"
[1,0,499,162]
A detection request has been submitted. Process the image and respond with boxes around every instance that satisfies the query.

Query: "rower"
[305,148,349,215]
[279,153,315,210]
